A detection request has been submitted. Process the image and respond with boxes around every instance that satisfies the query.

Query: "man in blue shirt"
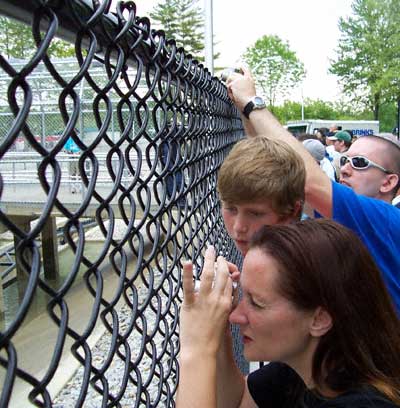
[226,67,400,313]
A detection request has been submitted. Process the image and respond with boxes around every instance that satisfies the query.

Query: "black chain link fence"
[0,0,245,406]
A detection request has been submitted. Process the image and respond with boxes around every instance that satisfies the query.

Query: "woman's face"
[229,248,317,371]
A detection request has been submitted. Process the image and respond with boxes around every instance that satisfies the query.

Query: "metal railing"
[0,0,244,406]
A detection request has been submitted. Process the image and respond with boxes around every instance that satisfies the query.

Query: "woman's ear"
[309,307,332,338]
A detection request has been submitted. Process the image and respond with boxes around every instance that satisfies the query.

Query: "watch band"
[243,100,255,119]
[242,96,266,119]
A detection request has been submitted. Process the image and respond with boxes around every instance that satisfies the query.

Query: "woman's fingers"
[214,257,234,306]
[231,281,240,309]
[199,246,216,294]
[191,249,239,302]
[213,256,229,293]
[182,261,195,306]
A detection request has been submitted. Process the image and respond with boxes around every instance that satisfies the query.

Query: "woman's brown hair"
[250,219,400,403]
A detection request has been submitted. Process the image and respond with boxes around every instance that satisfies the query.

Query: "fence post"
[9,215,35,299]
[41,216,60,280]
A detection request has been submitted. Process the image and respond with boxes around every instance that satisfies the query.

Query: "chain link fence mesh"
[0,0,245,406]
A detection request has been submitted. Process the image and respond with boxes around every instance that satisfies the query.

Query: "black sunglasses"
[339,155,392,174]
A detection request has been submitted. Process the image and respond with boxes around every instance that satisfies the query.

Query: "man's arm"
[227,67,333,218]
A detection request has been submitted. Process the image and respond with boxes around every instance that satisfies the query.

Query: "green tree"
[329,0,400,120]
[0,16,74,59]
[242,35,305,111]
[273,101,302,124]
[0,16,34,58]
[378,101,398,132]
[150,0,205,60]
[302,99,337,120]
[273,97,381,127]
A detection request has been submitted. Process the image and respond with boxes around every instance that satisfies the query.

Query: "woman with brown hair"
[177,219,400,407]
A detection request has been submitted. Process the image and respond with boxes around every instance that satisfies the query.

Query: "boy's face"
[222,200,288,255]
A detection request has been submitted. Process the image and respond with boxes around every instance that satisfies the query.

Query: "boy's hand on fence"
[180,246,234,358]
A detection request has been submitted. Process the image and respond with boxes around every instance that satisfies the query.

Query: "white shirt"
[393,195,400,207]
[320,157,336,181]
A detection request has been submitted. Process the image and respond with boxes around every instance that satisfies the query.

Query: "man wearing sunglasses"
[226,67,400,314]
[338,138,399,203]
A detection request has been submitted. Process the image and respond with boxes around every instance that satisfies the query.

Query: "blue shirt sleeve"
[332,181,400,313]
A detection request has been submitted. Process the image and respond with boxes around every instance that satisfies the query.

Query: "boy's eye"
[250,211,263,217]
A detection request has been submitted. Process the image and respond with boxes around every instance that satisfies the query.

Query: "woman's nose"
[229,300,248,325]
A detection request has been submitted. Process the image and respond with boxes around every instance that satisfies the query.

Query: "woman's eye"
[249,297,264,309]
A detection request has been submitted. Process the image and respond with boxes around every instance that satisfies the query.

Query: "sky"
[132,0,354,102]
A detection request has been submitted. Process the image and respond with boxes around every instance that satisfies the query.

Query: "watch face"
[253,96,266,108]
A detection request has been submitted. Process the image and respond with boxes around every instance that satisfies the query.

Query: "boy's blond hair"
[217,136,305,220]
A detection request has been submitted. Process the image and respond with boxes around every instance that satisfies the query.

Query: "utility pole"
[204,0,214,74]
[397,97,400,139]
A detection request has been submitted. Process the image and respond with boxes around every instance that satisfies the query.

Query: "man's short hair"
[368,134,400,192]
[368,134,400,174]
[217,136,305,220]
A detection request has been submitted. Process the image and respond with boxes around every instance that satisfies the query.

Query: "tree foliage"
[242,35,305,111]
[273,97,395,132]
[0,16,75,59]
[329,0,400,119]
[150,0,206,60]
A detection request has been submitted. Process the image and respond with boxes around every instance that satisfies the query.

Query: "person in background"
[64,134,81,194]
[392,188,400,209]
[314,127,329,145]
[176,219,400,407]
[325,130,352,180]
[329,123,340,132]
[327,130,352,155]
[343,129,356,144]
[302,139,336,181]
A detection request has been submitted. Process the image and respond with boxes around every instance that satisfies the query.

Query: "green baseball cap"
[327,130,352,143]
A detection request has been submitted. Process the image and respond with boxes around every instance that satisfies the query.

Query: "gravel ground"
[52,219,180,407]
[54,274,181,407]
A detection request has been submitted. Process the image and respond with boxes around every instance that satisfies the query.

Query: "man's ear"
[380,173,399,195]
[309,307,332,338]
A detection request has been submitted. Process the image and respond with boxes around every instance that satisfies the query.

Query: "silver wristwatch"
[243,96,266,119]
